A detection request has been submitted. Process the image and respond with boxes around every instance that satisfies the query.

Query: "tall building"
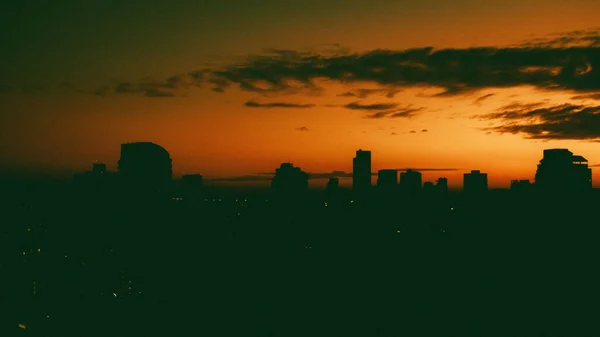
[377,169,398,193]
[352,150,371,195]
[399,169,422,196]
[435,177,448,195]
[535,149,591,192]
[463,170,488,195]
[118,142,172,195]
[270,163,309,198]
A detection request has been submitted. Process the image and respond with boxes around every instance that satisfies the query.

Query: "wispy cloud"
[338,88,400,98]
[295,126,310,131]
[344,101,398,111]
[479,102,600,141]
[244,100,316,108]
[473,93,496,105]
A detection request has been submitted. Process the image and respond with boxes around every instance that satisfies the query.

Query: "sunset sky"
[2,0,600,188]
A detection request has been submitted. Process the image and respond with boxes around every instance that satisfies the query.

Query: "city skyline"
[71,142,594,191]
[3,1,600,188]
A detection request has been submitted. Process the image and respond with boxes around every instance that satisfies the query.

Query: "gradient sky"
[2,0,600,188]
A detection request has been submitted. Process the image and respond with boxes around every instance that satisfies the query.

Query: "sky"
[2,0,600,188]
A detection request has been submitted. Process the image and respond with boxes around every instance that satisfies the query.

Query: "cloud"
[90,28,600,101]
[480,102,600,141]
[295,126,310,131]
[473,93,495,105]
[344,101,398,111]
[244,100,316,108]
[202,30,600,96]
[338,88,400,98]
[519,28,600,48]
[359,105,425,119]
[421,129,428,132]
[366,111,392,119]
[572,93,600,100]
[389,106,424,118]
[409,130,417,133]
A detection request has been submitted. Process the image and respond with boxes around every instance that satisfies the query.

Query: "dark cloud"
[473,93,495,105]
[338,88,400,98]
[480,102,600,141]
[391,132,398,135]
[572,93,600,100]
[519,28,600,48]
[202,30,600,96]
[211,87,225,93]
[366,111,392,119]
[244,100,316,108]
[409,130,417,133]
[421,129,428,132]
[295,126,310,131]
[389,106,425,118]
[344,101,398,111]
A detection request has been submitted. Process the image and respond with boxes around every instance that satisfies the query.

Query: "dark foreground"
[2,185,600,336]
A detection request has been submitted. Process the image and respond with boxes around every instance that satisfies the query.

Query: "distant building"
[399,169,422,196]
[270,163,309,199]
[118,142,172,196]
[352,149,371,195]
[511,179,531,191]
[422,181,435,196]
[535,149,591,193]
[435,177,448,195]
[463,170,488,195]
[377,170,398,193]
[93,163,106,175]
[327,177,339,192]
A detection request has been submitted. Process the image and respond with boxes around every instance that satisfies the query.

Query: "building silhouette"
[399,169,422,197]
[377,169,398,194]
[463,170,488,195]
[327,177,339,192]
[118,142,173,197]
[535,149,592,193]
[352,149,371,196]
[270,163,309,201]
[510,179,531,191]
[93,163,106,175]
[436,177,448,195]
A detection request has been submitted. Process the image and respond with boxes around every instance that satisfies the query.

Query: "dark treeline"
[3,178,600,337]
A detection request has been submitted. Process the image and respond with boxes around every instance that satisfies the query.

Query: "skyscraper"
[270,163,309,198]
[535,149,591,193]
[118,142,173,196]
[352,149,371,195]
[463,170,488,195]
[435,177,448,195]
[399,169,422,197]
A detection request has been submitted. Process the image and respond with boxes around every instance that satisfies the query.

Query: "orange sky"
[2,0,600,188]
